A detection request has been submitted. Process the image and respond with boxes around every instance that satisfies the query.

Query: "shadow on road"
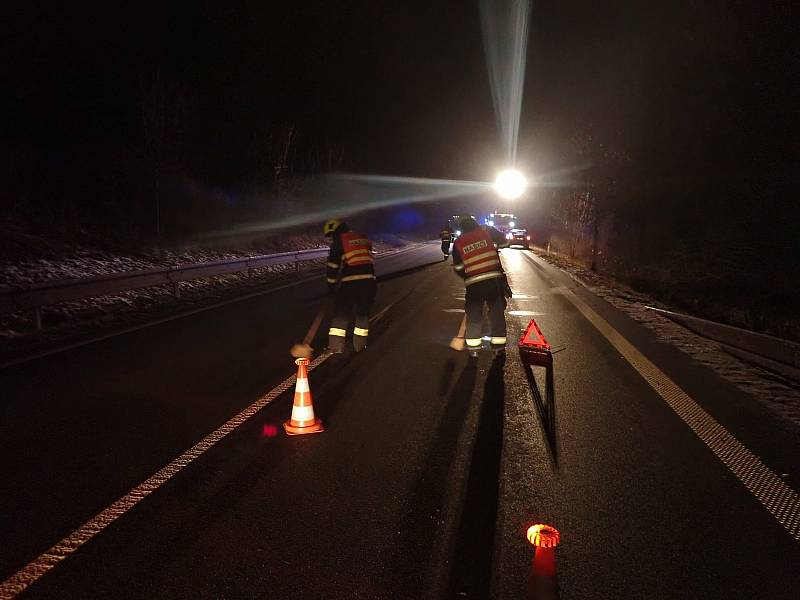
[307,293,403,424]
[447,353,505,599]
[377,355,479,598]
[524,362,558,465]
[438,358,456,397]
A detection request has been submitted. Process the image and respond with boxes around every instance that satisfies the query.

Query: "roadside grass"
[534,246,800,344]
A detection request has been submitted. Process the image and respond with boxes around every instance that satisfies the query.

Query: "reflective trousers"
[328,279,377,352]
[441,239,451,256]
[464,277,507,347]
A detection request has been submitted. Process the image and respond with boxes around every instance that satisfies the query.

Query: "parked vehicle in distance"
[483,213,531,249]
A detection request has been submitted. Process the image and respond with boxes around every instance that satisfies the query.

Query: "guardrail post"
[33,306,42,331]
[172,281,181,299]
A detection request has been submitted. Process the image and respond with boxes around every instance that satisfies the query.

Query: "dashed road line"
[0,298,402,598]
[552,282,800,543]
[0,352,329,598]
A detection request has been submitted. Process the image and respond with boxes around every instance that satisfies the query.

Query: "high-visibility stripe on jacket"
[326,231,376,285]
[452,227,504,286]
[440,228,453,242]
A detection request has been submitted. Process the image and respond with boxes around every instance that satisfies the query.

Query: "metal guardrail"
[645,306,800,371]
[0,248,330,329]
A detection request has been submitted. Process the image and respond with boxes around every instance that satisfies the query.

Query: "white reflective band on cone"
[466,338,482,347]
[329,327,347,337]
[354,327,369,337]
[295,378,310,393]
[290,405,316,422]
[490,337,507,344]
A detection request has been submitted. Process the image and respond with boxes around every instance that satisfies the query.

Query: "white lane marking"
[554,284,800,543]
[508,310,546,317]
[371,300,397,322]
[0,352,329,599]
[442,309,465,313]
[0,296,403,598]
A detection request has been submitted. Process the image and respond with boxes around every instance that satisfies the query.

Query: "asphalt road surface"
[1,242,798,599]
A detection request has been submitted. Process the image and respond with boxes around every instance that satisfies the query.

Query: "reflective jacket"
[452,226,507,286]
[326,231,376,286]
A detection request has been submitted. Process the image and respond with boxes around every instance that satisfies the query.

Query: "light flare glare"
[480,0,531,162]
[200,174,491,240]
[494,168,527,199]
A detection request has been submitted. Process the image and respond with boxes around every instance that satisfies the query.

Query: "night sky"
[2,1,796,185]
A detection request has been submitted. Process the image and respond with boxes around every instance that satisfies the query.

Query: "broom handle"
[301,252,342,346]
[302,302,328,346]
[456,313,467,339]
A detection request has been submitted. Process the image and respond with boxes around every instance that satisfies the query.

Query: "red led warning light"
[526,524,560,548]
[526,523,560,598]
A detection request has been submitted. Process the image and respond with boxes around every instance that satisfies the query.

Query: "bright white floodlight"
[494,169,527,199]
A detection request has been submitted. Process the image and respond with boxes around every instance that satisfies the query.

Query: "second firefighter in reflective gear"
[440,224,454,258]
[324,219,377,353]
[451,215,510,350]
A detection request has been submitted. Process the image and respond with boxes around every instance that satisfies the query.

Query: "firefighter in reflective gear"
[440,224,454,258]
[323,218,377,353]
[452,215,510,351]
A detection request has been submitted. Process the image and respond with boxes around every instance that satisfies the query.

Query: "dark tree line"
[1,68,349,249]
[516,0,798,339]
[535,120,798,340]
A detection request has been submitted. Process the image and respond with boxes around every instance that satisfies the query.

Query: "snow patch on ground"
[533,249,800,431]
[0,234,409,362]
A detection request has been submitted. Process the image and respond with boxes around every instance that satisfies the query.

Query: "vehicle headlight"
[506,233,513,240]
[494,169,527,199]
[509,221,515,227]
[455,230,461,236]
[487,220,494,226]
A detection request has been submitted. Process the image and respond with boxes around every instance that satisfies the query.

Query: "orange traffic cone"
[283,358,324,435]
[526,523,560,599]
